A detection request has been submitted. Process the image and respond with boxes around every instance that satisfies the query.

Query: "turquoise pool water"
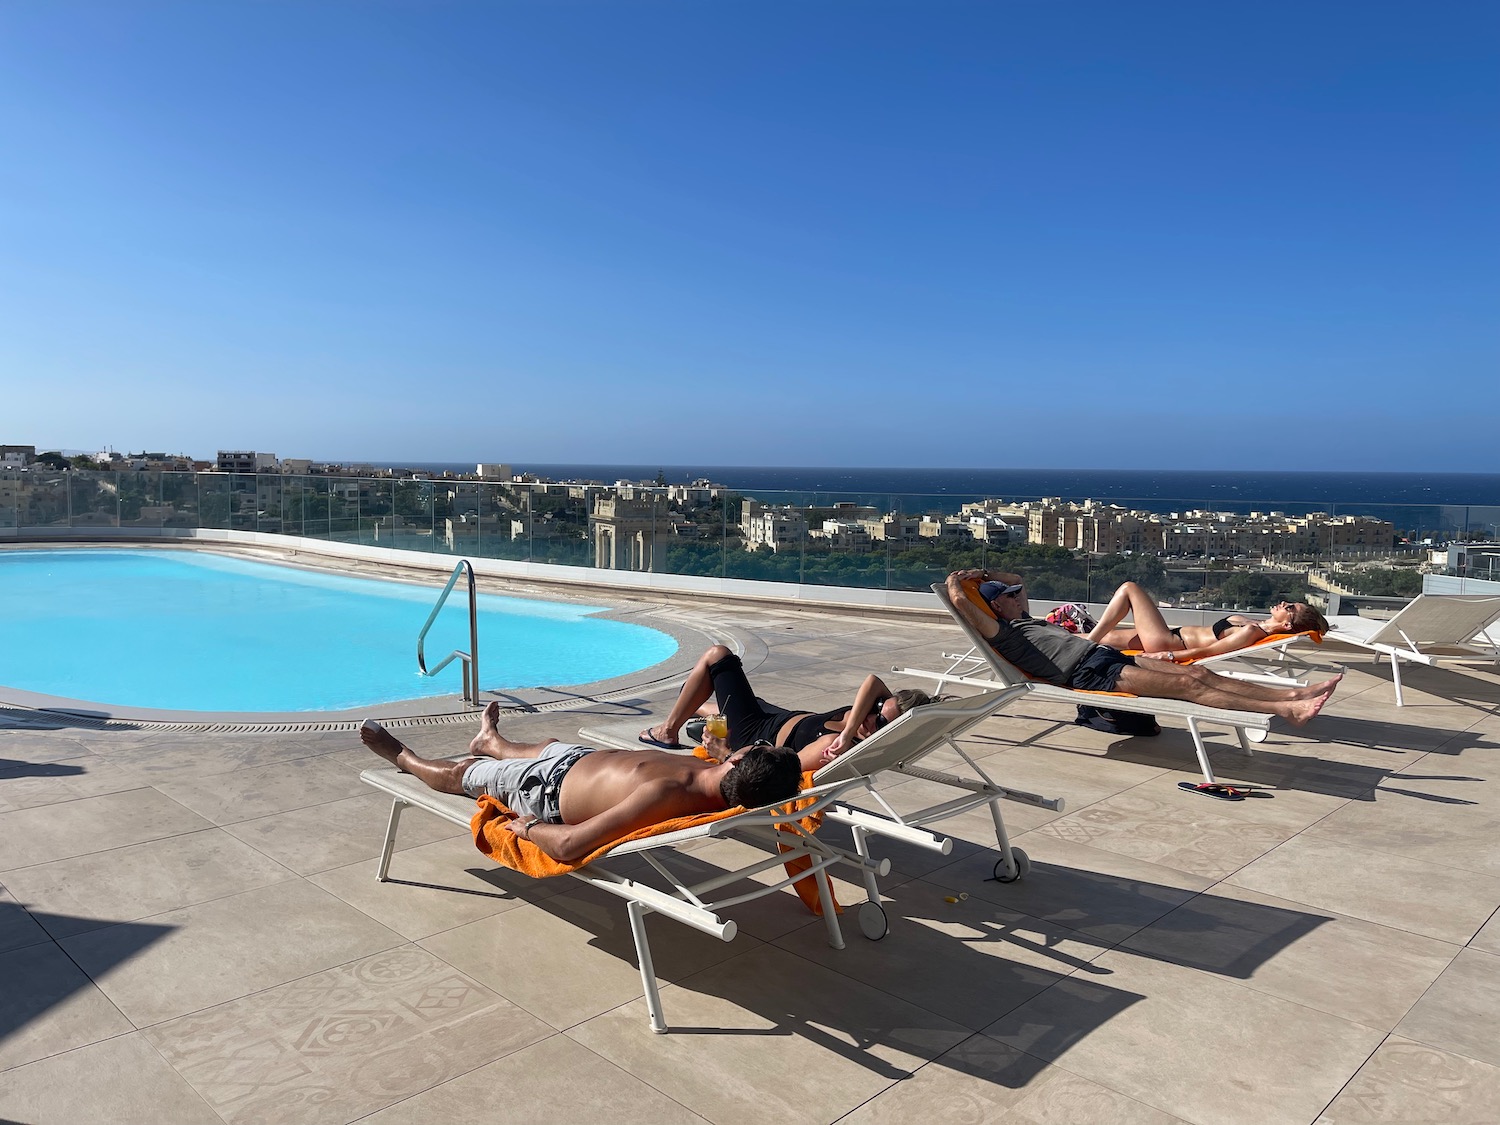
[0,549,678,713]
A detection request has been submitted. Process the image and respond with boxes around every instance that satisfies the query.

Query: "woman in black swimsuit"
[1086,581,1329,662]
[639,646,934,769]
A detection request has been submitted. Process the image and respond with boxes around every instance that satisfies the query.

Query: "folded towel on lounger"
[470,768,840,915]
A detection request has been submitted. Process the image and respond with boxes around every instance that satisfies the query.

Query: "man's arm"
[798,733,836,773]
[511,777,686,865]
[1169,623,1270,662]
[945,569,1001,641]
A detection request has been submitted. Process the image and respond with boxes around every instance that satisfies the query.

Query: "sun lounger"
[893,583,1274,787]
[582,689,1067,933]
[1322,594,1500,706]
[1131,629,1326,687]
[362,765,860,1033]
[361,690,1062,1033]
[925,614,1324,688]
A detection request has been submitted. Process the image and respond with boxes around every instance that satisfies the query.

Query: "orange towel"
[469,765,841,915]
[1123,628,1325,660]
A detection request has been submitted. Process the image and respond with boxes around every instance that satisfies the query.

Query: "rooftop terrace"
[3,579,1499,1124]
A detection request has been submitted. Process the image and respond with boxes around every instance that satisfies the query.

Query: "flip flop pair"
[1177,781,1274,801]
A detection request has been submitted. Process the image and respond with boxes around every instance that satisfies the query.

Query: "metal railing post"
[416,559,481,705]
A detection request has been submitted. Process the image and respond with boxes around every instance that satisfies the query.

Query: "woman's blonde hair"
[891,688,943,715]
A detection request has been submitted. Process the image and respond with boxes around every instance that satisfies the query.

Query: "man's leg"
[469,701,558,760]
[643,644,730,746]
[361,719,474,794]
[1115,662,1340,725]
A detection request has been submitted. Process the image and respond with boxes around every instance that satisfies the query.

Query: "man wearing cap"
[944,568,1340,725]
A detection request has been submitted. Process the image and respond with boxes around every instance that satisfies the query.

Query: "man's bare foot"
[1302,674,1343,699]
[1284,686,1336,726]
[1285,673,1343,700]
[468,701,503,757]
[361,719,409,771]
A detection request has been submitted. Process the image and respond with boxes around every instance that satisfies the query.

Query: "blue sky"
[2,1,1495,471]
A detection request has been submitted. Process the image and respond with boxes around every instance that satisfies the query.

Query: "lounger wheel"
[857,901,889,941]
[992,847,1031,884]
[1245,728,1269,743]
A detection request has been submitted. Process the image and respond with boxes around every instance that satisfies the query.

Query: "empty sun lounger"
[894,583,1274,787]
[1323,594,1500,706]
[361,690,1062,1034]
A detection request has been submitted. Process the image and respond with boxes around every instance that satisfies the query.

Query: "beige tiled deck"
[4,599,1500,1124]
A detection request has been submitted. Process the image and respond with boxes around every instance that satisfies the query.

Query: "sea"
[389,464,1500,535]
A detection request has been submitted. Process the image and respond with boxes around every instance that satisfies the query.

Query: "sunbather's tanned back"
[556,749,730,823]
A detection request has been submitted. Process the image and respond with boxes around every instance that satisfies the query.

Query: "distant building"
[0,444,36,467]
[477,463,512,481]
[1015,497,1394,558]
[216,450,278,473]
[1439,542,1500,582]
[918,515,975,544]
[864,514,921,545]
[742,501,809,553]
[667,480,725,506]
[814,518,873,552]
[591,497,665,572]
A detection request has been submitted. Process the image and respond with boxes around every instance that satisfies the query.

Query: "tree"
[1338,568,1422,597]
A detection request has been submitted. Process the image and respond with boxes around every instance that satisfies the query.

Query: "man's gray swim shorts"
[461,741,594,823]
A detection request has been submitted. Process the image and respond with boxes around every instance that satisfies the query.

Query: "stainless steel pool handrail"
[416,559,480,704]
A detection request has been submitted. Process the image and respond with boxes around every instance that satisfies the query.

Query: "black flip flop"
[1178,781,1247,801]
[638,730,683,750]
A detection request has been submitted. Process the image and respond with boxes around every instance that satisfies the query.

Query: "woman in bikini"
[639,645,935,768]
[1085,581,1329,663]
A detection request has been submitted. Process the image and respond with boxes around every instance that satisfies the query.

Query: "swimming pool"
[0,548,678,713]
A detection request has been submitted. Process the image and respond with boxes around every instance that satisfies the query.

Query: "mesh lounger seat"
[581,689,1066,918]
[1323,593,1500,706]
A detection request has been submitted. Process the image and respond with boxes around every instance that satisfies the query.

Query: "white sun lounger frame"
[360,692,1058,1033]
[581,689,1067,914]
[1323,593,1500,706]
[894,584,1273,787]
[362,764,866,1034]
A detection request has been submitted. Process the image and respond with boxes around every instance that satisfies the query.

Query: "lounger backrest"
[1350,594,1500,647]
[930,581,1029,688]
[811,689,1012,784]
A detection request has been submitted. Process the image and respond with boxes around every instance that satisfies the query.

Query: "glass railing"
[2,468,1495,611]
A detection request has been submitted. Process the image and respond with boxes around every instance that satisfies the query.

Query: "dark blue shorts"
[1067,646,1135,693]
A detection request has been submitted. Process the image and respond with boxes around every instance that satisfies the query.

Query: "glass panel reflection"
[8,469,1489,612]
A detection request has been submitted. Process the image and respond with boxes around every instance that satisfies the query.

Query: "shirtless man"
[946,568,1341,725]
[360,702,803,865]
